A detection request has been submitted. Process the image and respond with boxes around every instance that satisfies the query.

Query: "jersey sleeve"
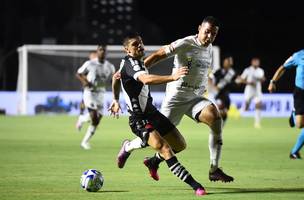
[240,68,248,80]
[164,38,188,57]
[283,54,297,69]
[217,69,236,89]
[125,58,147,81]
[108,62,116,76]
[77,60,90,74]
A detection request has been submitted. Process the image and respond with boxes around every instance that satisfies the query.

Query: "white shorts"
[161,95,213,126]
[83,90,104,113]
[244,86,262,103]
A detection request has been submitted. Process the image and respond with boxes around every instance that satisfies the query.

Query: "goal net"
[16,45,220,115]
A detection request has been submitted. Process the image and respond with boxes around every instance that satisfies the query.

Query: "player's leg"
[289,89,304,158]
[147,130,206,196]
[143,109,187,180]
[254,101,262,128]
[290,95,304,159]
[143,128,187,180]
[81,108,102,150]
[76,111,91,131]
[79,99,85,115]
[189,98,233,182]
[215,95,230,126]
[117,137,145,168]
[117,104,187,171]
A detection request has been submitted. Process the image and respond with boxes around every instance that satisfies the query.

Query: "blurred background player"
[236,57,265,128]
[77,51,98,127]
[268,49,304,159]
[76,45,115,150]
[110,33,206,196]
[209,55,236,126]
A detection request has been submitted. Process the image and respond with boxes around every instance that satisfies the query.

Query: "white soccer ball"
[80,169,104,192]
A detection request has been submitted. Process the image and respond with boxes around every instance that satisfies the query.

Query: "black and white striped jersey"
[119,55,157,116]
[213,68,236,97]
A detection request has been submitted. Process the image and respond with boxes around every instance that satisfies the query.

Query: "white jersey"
[77,58,115,93]
[77,58,115,111]
[161,35,214,125]
[164,35,213,98]
[240,66,264,102]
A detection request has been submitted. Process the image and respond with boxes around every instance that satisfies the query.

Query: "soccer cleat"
[117,140,131,168]
[289,152,301,159]
[81,142,91,150]
[254,122,261,129]
[143,157,160,181]
[209,168,234,182]
[195,187,207,196]
[289,110,295,127]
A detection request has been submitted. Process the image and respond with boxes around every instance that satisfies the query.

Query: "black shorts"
[293,87,304,115]
[216,94,231,110]
[129,110,176,146]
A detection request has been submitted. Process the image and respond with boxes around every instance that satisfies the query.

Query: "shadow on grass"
[207,187,304,195]
[98,190,129,193]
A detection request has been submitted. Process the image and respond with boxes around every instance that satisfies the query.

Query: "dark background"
[0,0,303,92]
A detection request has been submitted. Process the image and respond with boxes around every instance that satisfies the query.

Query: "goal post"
[16,44,220,115]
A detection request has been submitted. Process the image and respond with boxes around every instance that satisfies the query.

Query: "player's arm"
[108,72,122,118]
[144,47,168,68]
[144,39,184,68]
[138,66,188,85]
[268,65,286,93]
[76,73,92,88]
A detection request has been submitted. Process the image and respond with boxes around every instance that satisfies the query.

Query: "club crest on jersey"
[133,64,141,71]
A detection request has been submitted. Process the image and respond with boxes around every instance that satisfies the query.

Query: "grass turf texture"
[0,115,304,200]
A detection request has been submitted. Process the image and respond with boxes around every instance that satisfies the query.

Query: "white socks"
[125,137,144,152]
[79,113,91,123]
[81,125,96,145]
[254,108,261,127]
[209,118,223,170]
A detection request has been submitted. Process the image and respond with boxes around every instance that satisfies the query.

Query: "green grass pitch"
[0,115,304,200]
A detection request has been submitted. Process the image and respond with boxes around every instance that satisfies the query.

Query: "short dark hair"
[202,16,219,27]
[97,44,106,51]
[122,32,141,47]
[222,53,233,61]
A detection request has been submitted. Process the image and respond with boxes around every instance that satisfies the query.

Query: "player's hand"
[172,66,189,80]
[84,81,93,88]
[235,76,242,84]
[268,82,276,93]
[113,71,121,80]
[108,100,121,118]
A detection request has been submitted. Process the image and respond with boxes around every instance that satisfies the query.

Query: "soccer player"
[110,16,234,183]
[76,51,99,130]
[76,45,115,150]
[236,57,265,128]
[209,55,236,125]
[268,49,304,159]
[111,33,206,196]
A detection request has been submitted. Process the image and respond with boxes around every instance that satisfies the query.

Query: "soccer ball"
[80,169,104,192]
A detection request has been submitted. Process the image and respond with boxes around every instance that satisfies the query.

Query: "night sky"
[0,0,303,92]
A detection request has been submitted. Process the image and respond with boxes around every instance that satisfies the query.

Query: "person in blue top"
[268,49,304,159]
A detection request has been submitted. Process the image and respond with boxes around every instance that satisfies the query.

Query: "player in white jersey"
[110,16,234,183]
[77,51,98,125]
[236,57,265,128]
[76,45,115,149]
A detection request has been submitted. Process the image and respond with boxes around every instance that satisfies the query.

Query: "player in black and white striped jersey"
[209,55,236,125]
[110,33,206,196]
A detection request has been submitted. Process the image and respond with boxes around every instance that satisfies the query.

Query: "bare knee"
[296,122,304,128]
[199,104,221,126]
[295,116,304,128]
